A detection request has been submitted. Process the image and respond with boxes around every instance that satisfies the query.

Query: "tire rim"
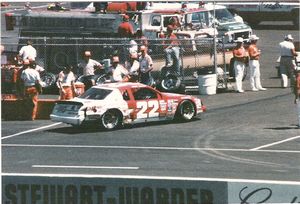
[102,111,119,129]
[162,76,178,90]
[182,102,195,120]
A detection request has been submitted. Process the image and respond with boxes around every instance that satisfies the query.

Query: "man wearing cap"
[248,34,267,91]
[279,34,298,88]
[233,37,247,93]
[139,45,153,85]
[20,59,42,120]
[78,51,103,90]
[110,56,129,82]
[118,14,134,38]
[163,25,181,75]
[57,65,76,100]
[19,40,37,61]
[127,52,140,82]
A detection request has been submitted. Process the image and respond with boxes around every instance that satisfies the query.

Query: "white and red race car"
[50,82,206,130]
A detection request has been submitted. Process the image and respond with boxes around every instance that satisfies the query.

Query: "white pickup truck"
[224,1,300,27]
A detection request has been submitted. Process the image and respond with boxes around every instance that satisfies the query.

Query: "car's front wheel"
[100,109,122,130]
[176,100,195,121]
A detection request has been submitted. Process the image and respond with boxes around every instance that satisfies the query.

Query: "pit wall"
[2,175,300,203]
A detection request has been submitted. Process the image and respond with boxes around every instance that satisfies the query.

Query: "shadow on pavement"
[264,125,299,130]
[46,118,202,134]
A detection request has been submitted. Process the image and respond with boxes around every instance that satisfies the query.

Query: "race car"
[50,82,206,130]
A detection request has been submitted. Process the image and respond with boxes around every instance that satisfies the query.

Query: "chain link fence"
[2,36,233,90]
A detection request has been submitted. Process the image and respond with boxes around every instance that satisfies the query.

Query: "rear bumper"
[50,114,85,125]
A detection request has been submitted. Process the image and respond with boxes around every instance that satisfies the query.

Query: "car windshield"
[213,8,235,23]
[78,87,112,100]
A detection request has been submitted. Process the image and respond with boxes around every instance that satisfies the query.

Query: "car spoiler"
[55,101,84,106]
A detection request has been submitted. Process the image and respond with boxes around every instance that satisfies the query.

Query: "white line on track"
[2,173,300,185]
[32,165,139,170]
[1,122,62,140]
[250,135,300,151]
[2,144,300,153]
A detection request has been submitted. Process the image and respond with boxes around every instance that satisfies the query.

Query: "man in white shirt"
[19,40,37,61]
[139,45,153,85]
[20,59,42,120]
[279,34,298,88]
[57,65,76,100]
[110,56,129,82]
[78,51,103,90]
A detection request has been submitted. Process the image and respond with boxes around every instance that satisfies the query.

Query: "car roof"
[94,82,148,90]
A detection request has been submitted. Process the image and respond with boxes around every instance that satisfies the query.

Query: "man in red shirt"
[118,15,134,38]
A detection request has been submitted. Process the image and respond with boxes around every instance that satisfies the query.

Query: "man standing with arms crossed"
[248,34,267,91]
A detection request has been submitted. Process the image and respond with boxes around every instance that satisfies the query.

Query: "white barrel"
[198,74,217,95]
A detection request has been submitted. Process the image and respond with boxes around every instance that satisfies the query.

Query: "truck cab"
[205,4,252,42]
[146,2,252,43]
[138,8,216,40]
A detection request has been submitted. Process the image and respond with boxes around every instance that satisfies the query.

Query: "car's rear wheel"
[176,100,195,121]
[100,109,122,130]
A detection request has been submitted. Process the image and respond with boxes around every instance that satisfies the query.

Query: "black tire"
[160,73,181,92]
[95,74,108,85]
[176,100,195,121]
[40,72,57,89]
[100,109,122,130]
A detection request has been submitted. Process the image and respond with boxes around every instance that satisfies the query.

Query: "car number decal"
[136,101,159,118]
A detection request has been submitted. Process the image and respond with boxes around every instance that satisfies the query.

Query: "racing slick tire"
[40,72,57,93]
[176,100,195,121]
[95,74,109,85]
[100,109,122,130]
[160,73,182,92]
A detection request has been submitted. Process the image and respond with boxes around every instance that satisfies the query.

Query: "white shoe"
[237,90,245,93]
[252,88,259,91]
[258,87,267,91]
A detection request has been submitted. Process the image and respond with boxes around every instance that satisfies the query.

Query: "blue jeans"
[165,46,181,75]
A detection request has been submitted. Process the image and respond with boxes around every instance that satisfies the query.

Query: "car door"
[129,87,168,123]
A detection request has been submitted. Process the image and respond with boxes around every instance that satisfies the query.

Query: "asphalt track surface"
[1,4,300,187]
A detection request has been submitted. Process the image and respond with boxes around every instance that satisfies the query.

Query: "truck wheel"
[100,109,122,130]
[176,100,195,121]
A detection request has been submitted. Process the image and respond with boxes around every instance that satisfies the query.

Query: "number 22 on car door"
[136,100,160,120]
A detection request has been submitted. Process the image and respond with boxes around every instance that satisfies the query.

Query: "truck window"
[213,9,235,23]
[191,11,210,28]
[151,15,161,26]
